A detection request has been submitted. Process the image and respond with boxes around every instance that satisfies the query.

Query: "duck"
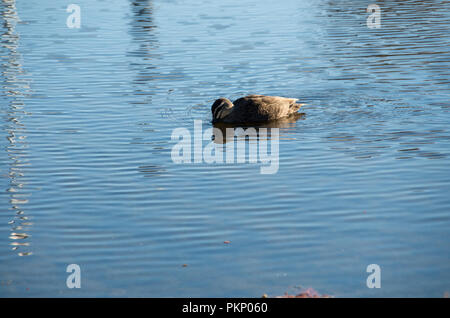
[211,94,305,124]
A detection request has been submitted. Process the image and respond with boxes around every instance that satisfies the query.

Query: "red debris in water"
[224,241,230,244]
[272,287,331,298]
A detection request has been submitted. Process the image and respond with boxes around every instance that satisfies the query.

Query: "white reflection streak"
[1,0,32,256]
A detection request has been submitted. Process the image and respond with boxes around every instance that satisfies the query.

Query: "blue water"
[0,0,449,297]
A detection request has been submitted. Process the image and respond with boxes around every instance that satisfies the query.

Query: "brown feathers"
[211,95,305,124]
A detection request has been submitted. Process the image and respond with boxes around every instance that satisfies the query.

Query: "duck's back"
[229,95,299,123]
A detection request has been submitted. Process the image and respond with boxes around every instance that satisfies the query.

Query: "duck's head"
[211,98,233,123]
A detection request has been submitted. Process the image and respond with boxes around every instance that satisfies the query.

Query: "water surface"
[0,0,449,297]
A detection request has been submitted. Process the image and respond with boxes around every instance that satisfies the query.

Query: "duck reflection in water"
[212,112,305,144]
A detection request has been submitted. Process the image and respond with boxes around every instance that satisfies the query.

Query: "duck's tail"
[289,101,306,114]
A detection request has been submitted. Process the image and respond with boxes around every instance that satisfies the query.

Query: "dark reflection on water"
[213,113,305,144]
[128,1,166,178]
[128,0,158,99]
[0,0,449,297]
